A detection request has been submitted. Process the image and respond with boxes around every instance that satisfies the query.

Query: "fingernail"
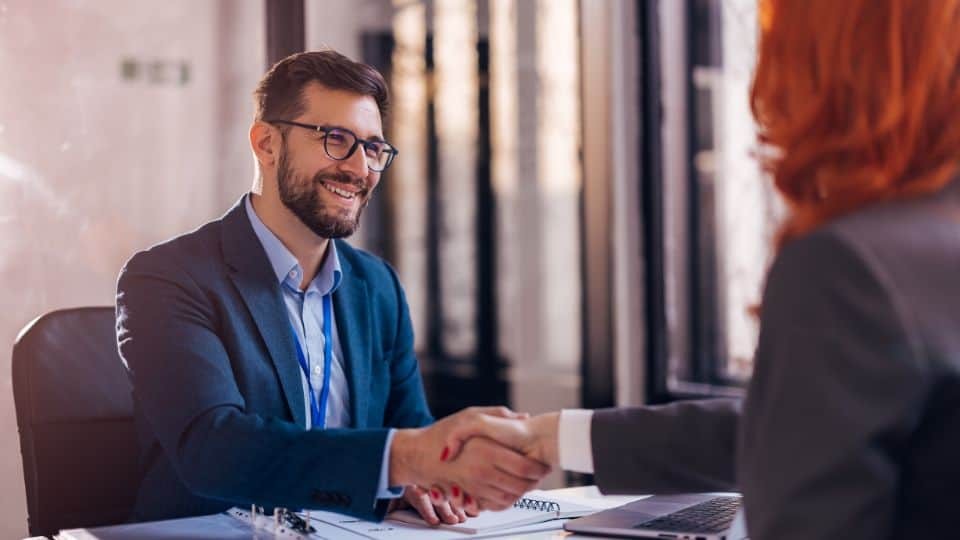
[452,485,460,497]
[431,490,439,499]
[440,446,450,461]
[464,494,473,504]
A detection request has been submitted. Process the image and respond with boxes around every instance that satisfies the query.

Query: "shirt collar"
[244,194,342,296]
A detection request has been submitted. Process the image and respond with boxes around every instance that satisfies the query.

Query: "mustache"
[314,172,368,195]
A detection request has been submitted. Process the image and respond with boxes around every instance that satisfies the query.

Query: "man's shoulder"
[334,240,399,287]
[122,217,225,279]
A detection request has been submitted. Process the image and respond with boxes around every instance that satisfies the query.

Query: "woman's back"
[739,178,960,539]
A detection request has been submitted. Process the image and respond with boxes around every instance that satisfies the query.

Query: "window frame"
[644,0,748,404]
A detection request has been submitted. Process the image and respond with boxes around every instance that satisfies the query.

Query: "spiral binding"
[513,497,561,514]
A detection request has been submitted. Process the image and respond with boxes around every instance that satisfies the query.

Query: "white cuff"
[558,409,595,474]
[376,429,405,499]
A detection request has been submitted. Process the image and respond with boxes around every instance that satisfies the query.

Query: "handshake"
[388,407,561,524]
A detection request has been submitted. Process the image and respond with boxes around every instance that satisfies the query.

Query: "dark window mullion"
[265,0,305,67]
[639,0,671,404]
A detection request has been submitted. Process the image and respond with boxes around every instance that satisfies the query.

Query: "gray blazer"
[591,181,960,539]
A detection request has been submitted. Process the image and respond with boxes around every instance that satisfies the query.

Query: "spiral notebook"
[387,492,595,534]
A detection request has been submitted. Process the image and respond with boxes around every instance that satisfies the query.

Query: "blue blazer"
[116,197,433,522]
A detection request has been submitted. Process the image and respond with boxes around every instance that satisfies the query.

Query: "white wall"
[0,1,264,536]
[305,0,391,60]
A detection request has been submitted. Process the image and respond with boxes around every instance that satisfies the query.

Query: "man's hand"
[389,485,475,525]
[389,407,551,511]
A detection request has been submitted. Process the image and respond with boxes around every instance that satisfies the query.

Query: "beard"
[276,143,372,239]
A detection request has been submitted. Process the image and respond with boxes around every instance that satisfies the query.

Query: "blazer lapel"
[220,197,307,428]
[332,246,372,429]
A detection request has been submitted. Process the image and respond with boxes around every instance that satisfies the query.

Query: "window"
[654,0,778,398]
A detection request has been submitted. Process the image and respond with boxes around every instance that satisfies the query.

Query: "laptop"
[564,493,748,540]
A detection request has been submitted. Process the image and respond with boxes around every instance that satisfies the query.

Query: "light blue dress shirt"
[245,195,400,500]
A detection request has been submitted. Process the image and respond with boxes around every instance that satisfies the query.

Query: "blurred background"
[0,0,775,536]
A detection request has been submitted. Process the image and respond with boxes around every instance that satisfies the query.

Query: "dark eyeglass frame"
[266,119,399,172]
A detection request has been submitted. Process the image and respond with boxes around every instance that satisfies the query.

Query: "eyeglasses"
[267,119,399,172]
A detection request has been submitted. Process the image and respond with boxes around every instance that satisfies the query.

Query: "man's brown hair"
[253,50,389,124]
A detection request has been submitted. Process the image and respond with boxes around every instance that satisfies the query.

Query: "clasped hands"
[388,407,560,525]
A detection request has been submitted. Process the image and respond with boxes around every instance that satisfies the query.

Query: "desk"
[53,486,648,540]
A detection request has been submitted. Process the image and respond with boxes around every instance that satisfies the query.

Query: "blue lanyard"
[289,294,334,429]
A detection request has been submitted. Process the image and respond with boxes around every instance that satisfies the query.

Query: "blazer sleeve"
[117,251,394,521]
[591,399,741,494]
[738,231,928,540]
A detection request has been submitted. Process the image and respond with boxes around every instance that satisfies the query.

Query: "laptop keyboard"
[633,496,741,534]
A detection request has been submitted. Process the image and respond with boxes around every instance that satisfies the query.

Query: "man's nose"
[337,147,369,177]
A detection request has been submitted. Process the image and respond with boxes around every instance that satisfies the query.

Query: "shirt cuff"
[376,429,405,499]
[558,409,595,473]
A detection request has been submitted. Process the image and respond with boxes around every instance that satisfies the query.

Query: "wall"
[0,1,263,535]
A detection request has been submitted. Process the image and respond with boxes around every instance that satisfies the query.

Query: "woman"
[443,1,960,538]
[738,0,960,537]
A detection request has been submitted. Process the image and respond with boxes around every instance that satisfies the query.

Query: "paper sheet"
[308,510,569,539]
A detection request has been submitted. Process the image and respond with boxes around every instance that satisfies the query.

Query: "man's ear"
[250,121,280,169]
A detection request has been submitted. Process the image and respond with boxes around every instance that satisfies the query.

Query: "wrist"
[531,412,561,466]
[389,428,423,487]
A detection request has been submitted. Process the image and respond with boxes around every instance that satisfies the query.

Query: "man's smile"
[318,179,365,202]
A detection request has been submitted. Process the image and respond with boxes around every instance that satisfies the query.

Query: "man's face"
[275,82,383,238]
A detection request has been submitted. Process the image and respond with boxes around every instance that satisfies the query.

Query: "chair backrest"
[12,307,139,537]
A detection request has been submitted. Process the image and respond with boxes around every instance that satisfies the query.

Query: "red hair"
[752,0,960,249]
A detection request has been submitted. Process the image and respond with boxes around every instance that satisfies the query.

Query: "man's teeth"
[321,182,357,199]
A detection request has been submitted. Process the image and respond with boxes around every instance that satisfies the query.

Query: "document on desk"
[310,489,597,539]
[387,492,593,534]
[57,513,565,540]
[310,510,571,539]
[56,489,601,540]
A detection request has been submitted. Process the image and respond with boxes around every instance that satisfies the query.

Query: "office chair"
[12,307,140,537]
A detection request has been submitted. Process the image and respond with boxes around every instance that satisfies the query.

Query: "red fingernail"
[452,485,460,497]
[431,490,439,499]
[464,494,472,504]
[440,446,450,461]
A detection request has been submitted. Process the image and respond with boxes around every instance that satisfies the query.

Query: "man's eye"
[364,143,384,158]
[325,132,349,145]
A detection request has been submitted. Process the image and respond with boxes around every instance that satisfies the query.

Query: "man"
[116,50,548,524]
